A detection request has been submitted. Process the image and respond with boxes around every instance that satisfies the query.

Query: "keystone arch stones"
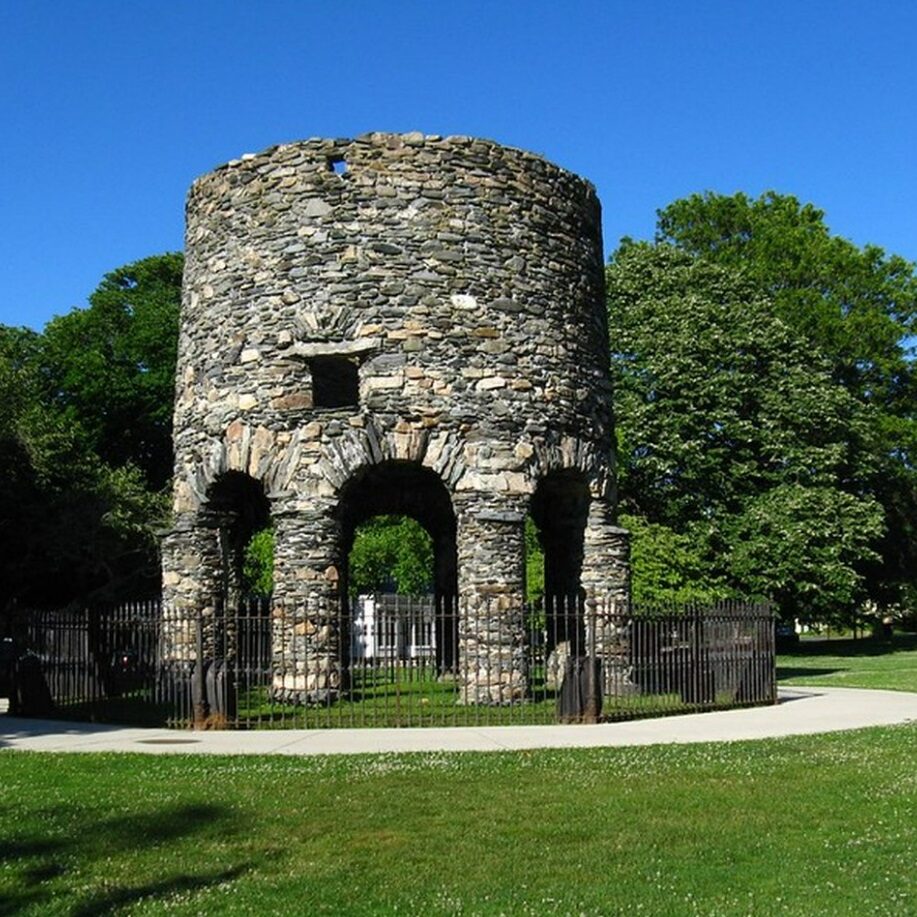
[161,132,630,705]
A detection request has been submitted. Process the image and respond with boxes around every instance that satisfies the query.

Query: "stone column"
[160,517,225,663]
[580,498,630,602]
[270,501,345,704]
[580,498,632,696]
[455,496,528,704]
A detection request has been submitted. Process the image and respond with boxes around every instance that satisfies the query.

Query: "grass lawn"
[2,631,913,914]
[1,724,916,915]
[778,632,917,693]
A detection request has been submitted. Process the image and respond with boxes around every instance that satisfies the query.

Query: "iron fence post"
[583,596,599,724]
[193,612,208,726]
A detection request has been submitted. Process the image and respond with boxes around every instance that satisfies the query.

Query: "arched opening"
[337,461,458,674]
[529,471,591,660]
[203,471,271,605]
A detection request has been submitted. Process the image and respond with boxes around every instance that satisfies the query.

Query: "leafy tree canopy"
[37,253,183,489]
[524,516,545,603]
[607,242,884,621]
[0,254,180,608]
[657,191,916,412]
[655,192,917,611]
[0,327,166,607]
[242,527,275,598]
[349,516,434,597]
[620,513,728,606]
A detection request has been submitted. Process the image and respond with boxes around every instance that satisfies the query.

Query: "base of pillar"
[457,672,527,705]
[271,670,344,706]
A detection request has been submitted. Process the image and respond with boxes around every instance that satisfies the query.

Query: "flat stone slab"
[1,687,915,757]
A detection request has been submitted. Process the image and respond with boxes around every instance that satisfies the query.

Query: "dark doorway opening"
[204,472,271,605]
[529,471,590,658]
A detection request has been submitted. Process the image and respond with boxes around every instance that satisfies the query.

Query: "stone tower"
[161,132,629,704]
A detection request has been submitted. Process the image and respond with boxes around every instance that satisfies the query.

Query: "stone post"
[160,518,225,663]
[580,498,630,602]
[270,501,345,704]
[456,496,528,704]
[580,497,632,695]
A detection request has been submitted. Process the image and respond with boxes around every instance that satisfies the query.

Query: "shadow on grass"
[777,666,841,681]
[70,865,247,916]
[0,803,248,914]
[780,633,917,659]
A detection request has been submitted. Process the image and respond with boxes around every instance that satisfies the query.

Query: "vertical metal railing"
[8,596,776,728]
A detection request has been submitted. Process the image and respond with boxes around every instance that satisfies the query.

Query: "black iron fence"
[3,596,775,728]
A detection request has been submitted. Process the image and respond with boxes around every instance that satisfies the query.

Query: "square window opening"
[311,356,359,409]
[327,156,347,176]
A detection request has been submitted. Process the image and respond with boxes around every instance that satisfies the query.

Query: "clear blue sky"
[2,0,915,330]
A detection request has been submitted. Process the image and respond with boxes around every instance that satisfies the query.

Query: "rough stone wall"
[162,132,629,703]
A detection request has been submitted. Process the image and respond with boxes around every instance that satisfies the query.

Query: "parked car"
[775,620,800,649]
[0,637,16,698]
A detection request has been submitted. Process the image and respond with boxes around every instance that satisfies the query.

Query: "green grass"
[778,632,917,693]
[234,672,702,729]
[4,633,914,912]
[236,669,560,728]
[1,725,916,914]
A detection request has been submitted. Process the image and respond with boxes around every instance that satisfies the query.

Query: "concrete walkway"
[1,686,915,757]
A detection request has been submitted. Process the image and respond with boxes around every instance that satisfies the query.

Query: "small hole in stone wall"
[311,356,359,409]
[327,156,347,175]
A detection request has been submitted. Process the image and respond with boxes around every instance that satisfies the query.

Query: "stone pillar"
[580,498,630,602]
[160,517,225,662]
[270,501,344,704]
[456,496,528,704]
[580,498,632,695]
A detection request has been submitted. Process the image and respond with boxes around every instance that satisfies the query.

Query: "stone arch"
[524,435,610,497]
[312,423,467,495]
[172,423,297,517]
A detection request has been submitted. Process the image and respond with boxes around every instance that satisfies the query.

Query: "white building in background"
[350,595,437,662]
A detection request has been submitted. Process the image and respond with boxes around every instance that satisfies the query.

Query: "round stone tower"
[162,132,629,704]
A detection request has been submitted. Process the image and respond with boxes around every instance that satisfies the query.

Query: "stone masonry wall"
[162,132,629,704]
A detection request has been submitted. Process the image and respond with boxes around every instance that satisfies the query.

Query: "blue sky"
[2,0,915,330]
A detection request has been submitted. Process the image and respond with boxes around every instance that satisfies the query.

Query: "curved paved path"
[1,686,915,756]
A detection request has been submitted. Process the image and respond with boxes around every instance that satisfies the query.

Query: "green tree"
[242,527,275,597]
[657,192,916,406]
[656,192,917,611]
[607,243,884,621]
[0,252,182,608]
[524,516,545,603]
[724,485,889,624]
[349,516,434,596]
[0,327,166,606]
[620,513,727,605]
[37,253,183,489]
